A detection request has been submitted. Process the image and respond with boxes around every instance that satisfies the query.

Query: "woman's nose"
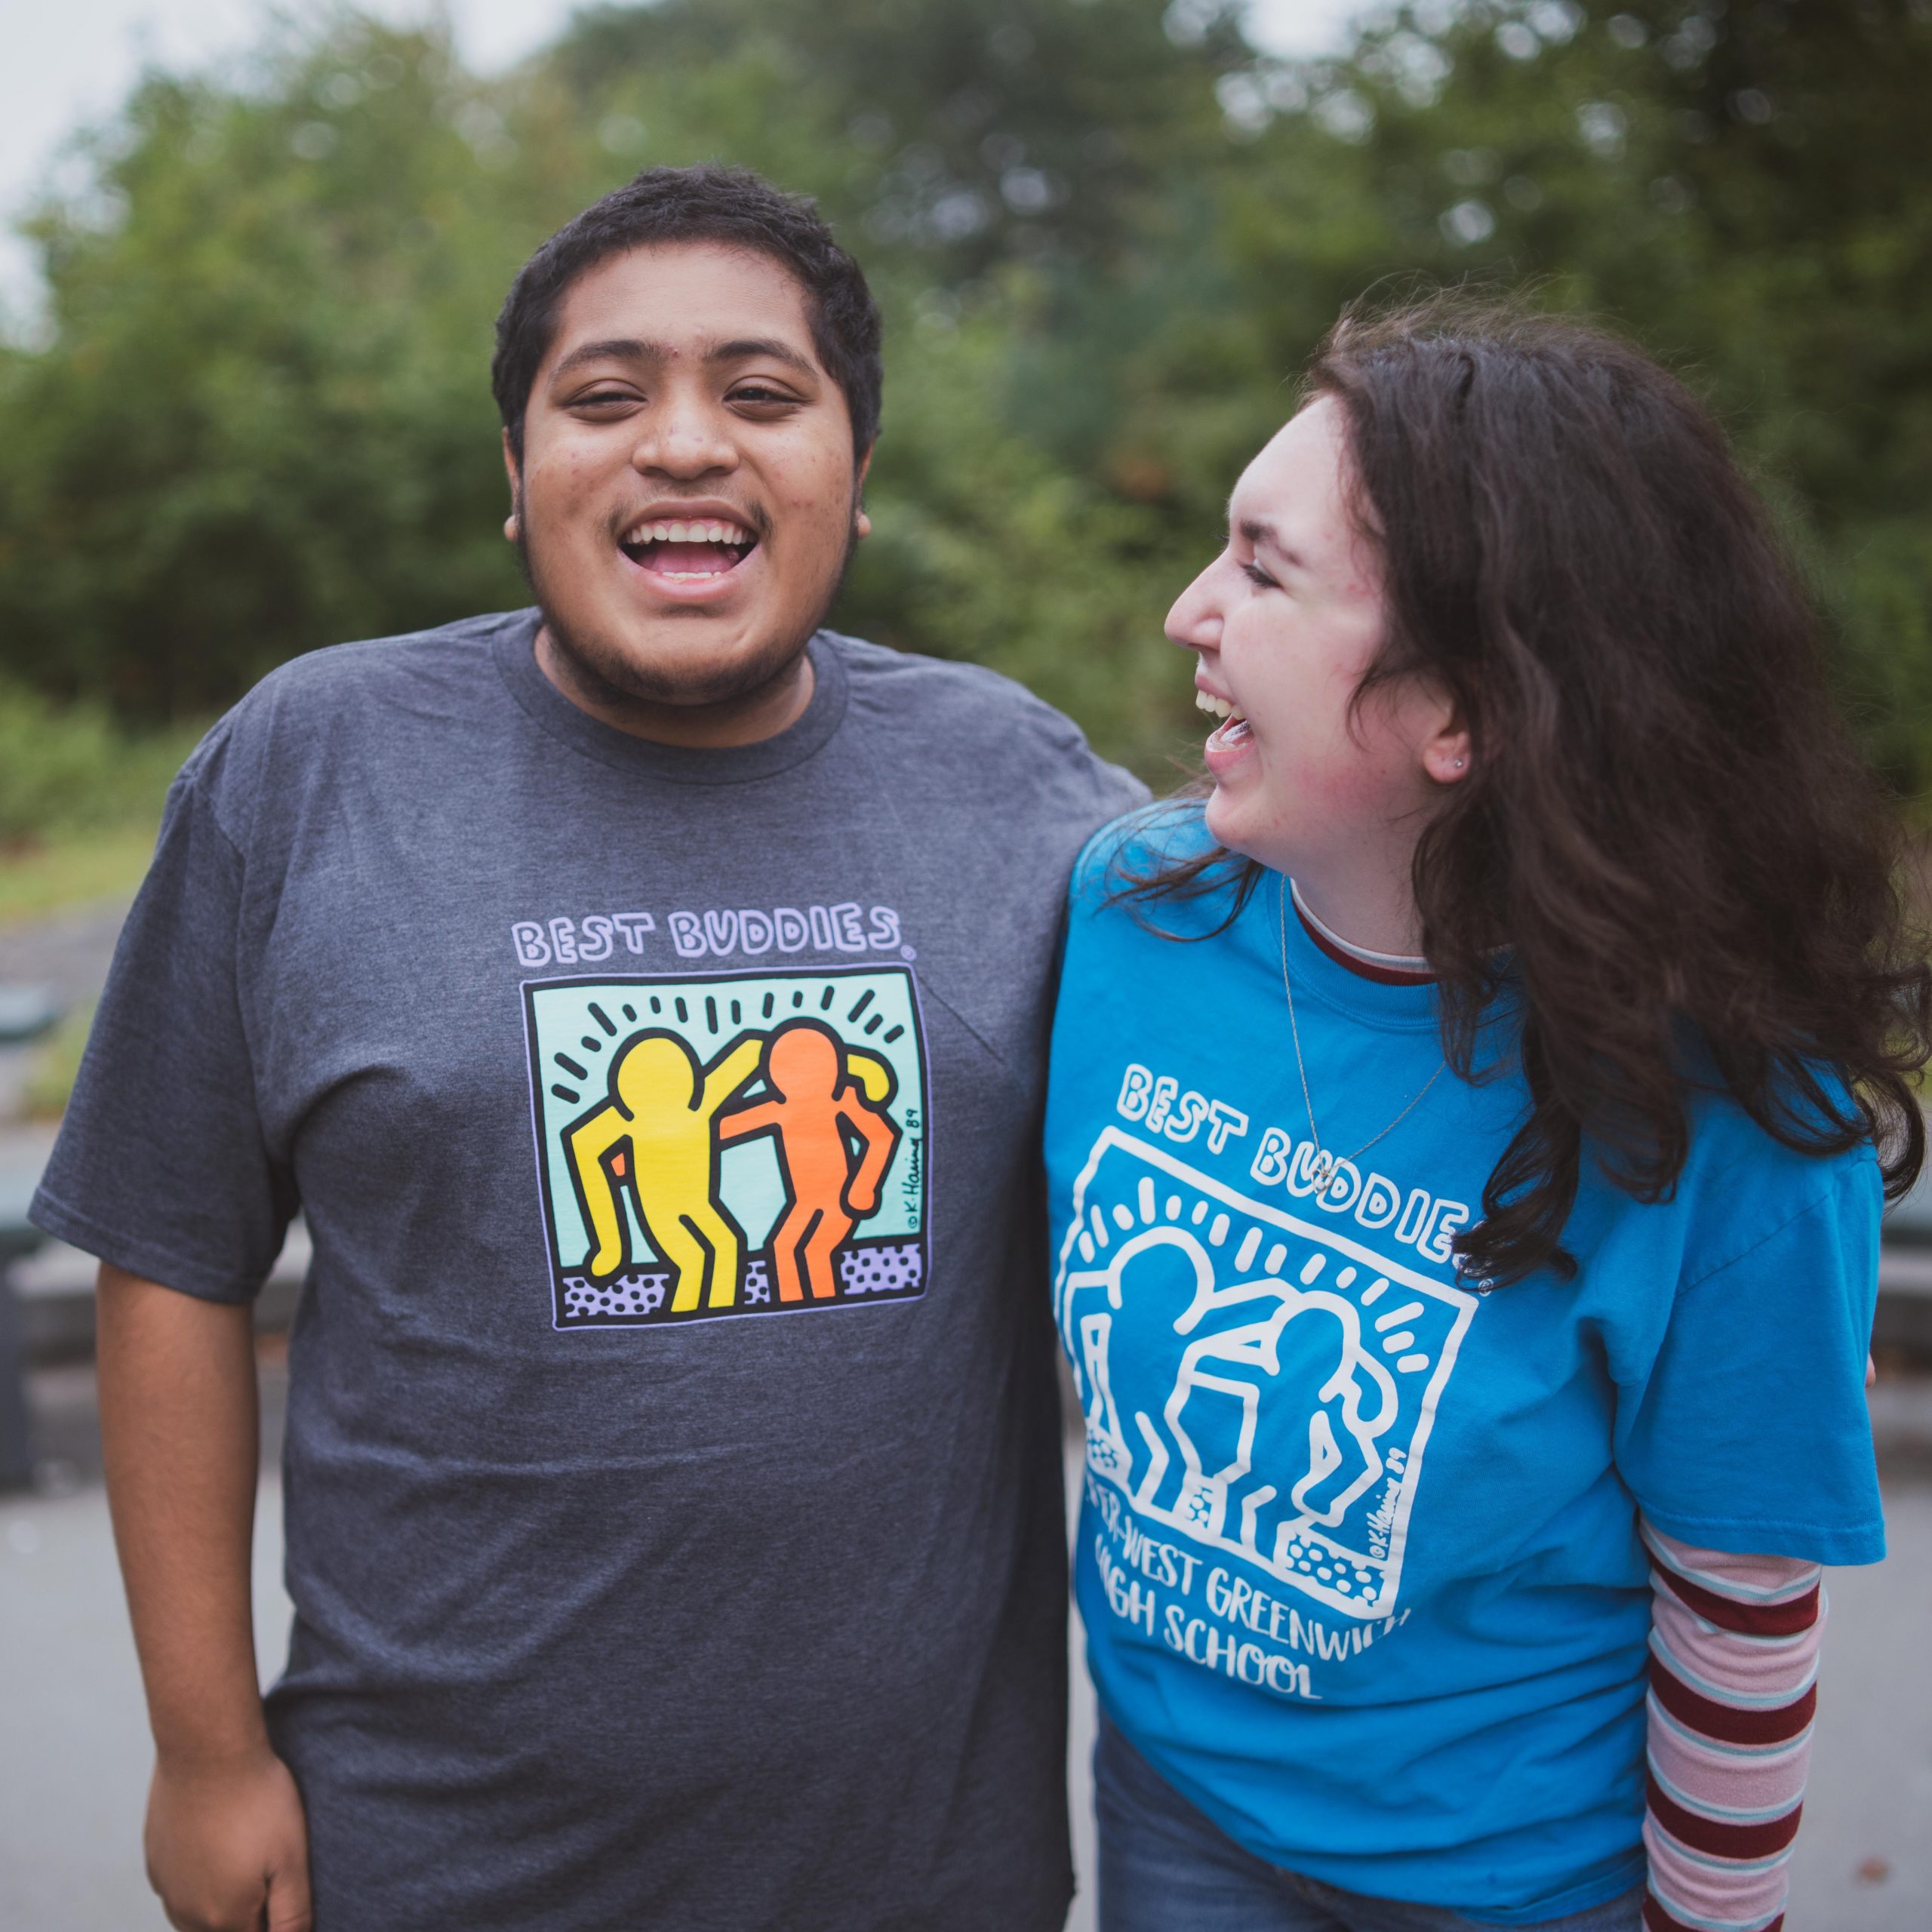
[1164,561,1223,652]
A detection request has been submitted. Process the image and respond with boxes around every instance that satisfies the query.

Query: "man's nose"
[631,398,737,478]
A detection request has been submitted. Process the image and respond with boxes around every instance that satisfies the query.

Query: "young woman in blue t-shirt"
[1044,297,1928,1932]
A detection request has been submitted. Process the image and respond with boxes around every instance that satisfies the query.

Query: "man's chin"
[538,611,813,715]
[518,525,854,724]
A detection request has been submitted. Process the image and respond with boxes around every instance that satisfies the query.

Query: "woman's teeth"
[1196,688,1251,747]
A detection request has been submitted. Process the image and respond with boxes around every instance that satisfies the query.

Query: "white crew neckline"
[1290,881,1432,975]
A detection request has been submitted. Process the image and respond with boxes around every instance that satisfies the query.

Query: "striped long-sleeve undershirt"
[1640,1518,1824,1932]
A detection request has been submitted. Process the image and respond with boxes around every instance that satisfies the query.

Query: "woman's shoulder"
[1069,800,1249,927]
[1072,798,1205,888]
[1672,1067,1885,1280]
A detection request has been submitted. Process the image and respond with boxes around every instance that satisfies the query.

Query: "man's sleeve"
[1094,755,1152,823]
[1614,1154,1885,1567]
[29,751,297,1303]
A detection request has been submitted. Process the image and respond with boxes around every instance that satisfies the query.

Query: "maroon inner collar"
[1294,900,1438,987]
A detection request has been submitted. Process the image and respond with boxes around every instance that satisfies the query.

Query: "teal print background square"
[522,964,928,1327]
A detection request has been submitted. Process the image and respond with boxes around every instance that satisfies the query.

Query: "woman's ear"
[1422,715,1473,786]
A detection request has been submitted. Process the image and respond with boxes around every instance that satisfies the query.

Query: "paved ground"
[2,1358,1928,1930]
[0,1358,291,1932]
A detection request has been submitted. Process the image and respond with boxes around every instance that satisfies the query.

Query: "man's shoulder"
[823,630,1146,814]
[236,608,526,720]
[174,610,531,835]
[828,630,1078,739]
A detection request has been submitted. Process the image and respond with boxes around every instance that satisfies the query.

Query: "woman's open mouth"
[617,516,758,583]
[1197,688,1252,747]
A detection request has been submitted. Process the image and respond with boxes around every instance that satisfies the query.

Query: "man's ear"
[854,445,874,540]
[501,429,521,542]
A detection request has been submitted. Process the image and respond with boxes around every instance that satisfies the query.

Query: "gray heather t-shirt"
[33,611,1143,1932]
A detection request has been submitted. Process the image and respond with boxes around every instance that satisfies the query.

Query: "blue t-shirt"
[1044,811,1884,1924]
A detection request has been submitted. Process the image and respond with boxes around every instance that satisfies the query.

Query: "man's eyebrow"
[704,337,819,378]
[1237,515,1307,570]
[548,337,663,381]
[546,335,820,383]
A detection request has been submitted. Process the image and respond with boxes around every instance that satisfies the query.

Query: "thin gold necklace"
[1278,876,1446,1190]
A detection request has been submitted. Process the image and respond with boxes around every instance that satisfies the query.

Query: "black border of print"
[520,964,932,1331]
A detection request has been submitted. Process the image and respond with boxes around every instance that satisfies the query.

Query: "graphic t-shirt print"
[524,963,930,1328]
[1055,1073,1475,1623]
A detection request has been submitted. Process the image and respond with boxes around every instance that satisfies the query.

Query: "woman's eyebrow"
[1237,516,1308,571]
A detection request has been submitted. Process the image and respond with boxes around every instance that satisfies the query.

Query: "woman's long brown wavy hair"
[1125,294,1932,1287]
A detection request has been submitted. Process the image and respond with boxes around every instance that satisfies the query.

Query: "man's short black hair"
[492,164,883,465]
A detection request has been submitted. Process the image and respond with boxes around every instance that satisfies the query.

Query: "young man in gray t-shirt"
[34,165,1142,1932]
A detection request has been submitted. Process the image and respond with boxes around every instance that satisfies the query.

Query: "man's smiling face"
[508,241,868,734]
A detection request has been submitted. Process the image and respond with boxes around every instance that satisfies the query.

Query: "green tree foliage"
[0,679,194,840]
[0,23,540,715]
[0,1,1926,789]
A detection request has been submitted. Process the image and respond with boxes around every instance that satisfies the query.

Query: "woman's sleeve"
[1640,1519,1823,1932]
[1615,1153,1884,1567]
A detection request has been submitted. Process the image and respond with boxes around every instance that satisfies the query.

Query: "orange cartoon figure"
[565,1029,764,1311]
[717,1019,901,1303]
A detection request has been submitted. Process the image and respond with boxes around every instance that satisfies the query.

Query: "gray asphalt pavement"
[0,1364,291,1932]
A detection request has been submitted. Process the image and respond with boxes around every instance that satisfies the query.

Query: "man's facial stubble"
[511,478,862,718]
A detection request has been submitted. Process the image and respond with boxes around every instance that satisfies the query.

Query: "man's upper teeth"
[628,518,748,545]
[1195,691,1240,720]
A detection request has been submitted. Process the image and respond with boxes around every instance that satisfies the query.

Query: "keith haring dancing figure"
[1069,1224,1398,1571]
[718,1019,900,1303]
[565,1030,763,1310]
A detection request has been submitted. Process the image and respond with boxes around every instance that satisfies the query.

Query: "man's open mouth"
[617,516,758,582]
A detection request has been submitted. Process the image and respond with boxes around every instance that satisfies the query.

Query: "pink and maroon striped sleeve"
[1639,1518,1825,1932]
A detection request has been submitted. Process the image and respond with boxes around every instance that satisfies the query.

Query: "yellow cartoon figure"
[565,1030,763,1311]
